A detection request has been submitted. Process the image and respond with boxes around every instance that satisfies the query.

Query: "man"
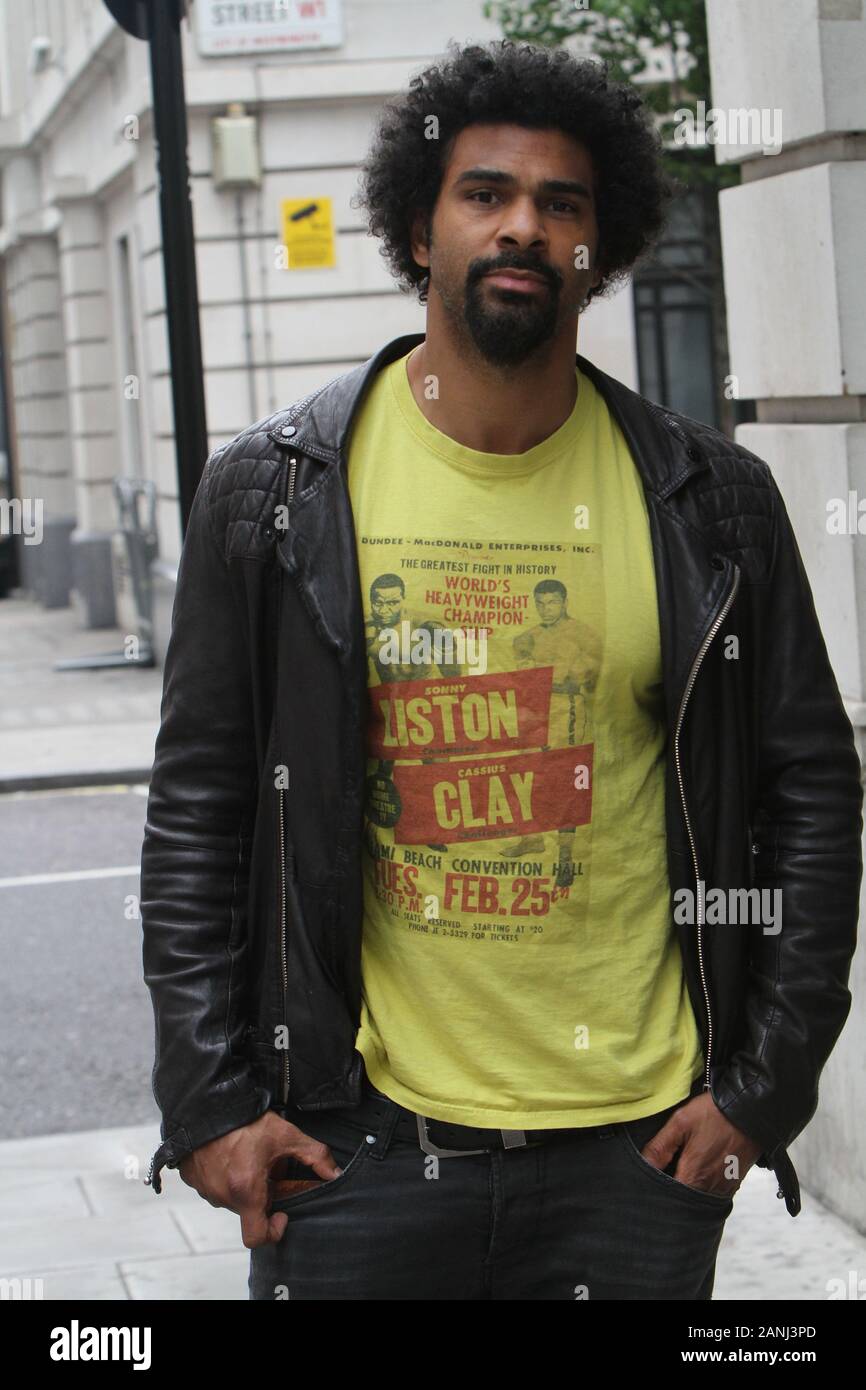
[141,41,862,1301]
[509,578,602,882]
[363,570,464,855]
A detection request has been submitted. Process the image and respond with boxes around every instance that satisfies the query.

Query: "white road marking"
[0,866,140,889]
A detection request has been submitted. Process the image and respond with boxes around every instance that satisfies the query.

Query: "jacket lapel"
[574,355,733,719]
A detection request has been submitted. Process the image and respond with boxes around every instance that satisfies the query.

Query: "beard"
[431,249,568,367]
[464,266,561,366]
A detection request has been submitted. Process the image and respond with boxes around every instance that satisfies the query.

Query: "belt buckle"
[415,1113,527,1157]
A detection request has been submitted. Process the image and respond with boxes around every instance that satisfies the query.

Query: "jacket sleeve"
[712,468,863,1163]
[141,449,273,1194]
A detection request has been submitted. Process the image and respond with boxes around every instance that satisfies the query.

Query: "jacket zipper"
[277,454,298,1106]
[278,785,290,1104]
[673,558,741,1091]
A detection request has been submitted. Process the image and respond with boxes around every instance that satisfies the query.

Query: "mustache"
[468,255,562,290]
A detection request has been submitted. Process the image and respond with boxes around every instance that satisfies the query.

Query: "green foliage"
[482,0,738,192]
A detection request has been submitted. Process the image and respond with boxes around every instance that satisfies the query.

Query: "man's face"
[371,585,404,628]
[411,123,603,367]
[535,590,566,624]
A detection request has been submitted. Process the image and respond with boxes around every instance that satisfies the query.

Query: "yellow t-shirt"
[346,347,704,1128]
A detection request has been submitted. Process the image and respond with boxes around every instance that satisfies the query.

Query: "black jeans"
[248,1073,734,1301]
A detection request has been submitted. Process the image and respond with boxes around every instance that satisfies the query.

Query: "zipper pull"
[269,456,298,544]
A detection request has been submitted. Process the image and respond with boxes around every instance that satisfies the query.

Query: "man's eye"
[467,191,578,213]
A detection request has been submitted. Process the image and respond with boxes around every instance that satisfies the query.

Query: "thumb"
[639,1118,683,1172]
[239,1201,272,1249]
[266,1210,289,1243]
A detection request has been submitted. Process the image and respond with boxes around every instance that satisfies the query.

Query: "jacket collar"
[274,331,712,501]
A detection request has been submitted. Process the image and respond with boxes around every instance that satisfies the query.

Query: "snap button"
[687,446,700,461]
[281,425,296,437]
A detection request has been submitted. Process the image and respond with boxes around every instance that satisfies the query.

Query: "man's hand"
[177,1110,343,1248]
[639,1092,764,1198]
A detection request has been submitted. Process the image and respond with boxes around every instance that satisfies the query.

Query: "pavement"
[0,592,163,793]
[1,589,865,1302]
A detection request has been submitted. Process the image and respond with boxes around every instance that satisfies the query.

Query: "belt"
[353,1078,619,1158]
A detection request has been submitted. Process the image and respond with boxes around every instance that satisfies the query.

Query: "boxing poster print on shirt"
[361,535,604,936]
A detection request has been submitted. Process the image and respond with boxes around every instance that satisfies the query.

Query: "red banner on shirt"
[391,744,593,845]
[368,666,554,758]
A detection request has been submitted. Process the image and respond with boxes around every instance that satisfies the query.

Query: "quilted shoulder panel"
[691,444,775,583]
[658,409,777,585]
[205,430,286,561]
[201,368,355,560]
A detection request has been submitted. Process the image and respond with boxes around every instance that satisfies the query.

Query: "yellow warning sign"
[279,197,336,269]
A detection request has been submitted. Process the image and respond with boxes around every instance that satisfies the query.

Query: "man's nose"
[496,197,547,251]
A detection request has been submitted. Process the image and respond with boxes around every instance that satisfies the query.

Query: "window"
[633,190,720,428]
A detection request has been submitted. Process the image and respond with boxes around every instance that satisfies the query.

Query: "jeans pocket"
[617,1114,734,1210]
[267,1104,374,1214]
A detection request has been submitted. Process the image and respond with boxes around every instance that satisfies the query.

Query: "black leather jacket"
[141,332,863,1216]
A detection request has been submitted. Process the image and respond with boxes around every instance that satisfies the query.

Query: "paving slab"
[0,593,163,791]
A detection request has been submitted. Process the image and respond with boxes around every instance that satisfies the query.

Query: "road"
[0,783,159,1140]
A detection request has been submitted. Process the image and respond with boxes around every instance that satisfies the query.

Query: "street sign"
[194,0,343,55]
[280,196,336,269]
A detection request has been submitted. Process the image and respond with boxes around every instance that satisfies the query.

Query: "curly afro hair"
[355,39,677,307]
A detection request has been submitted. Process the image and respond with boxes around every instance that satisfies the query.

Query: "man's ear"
[410,209,431,270]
